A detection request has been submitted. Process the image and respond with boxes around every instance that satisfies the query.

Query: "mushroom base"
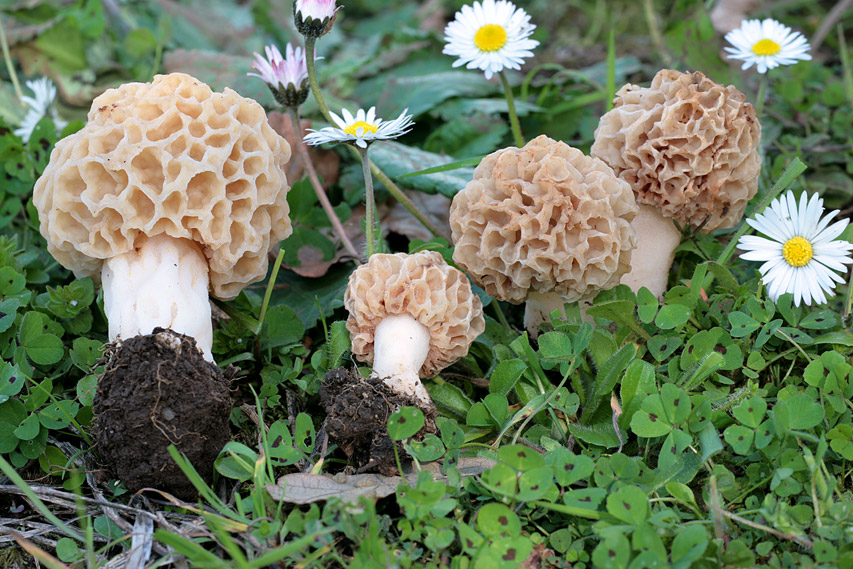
[93,328,233,499]
[620,204,683,298]
[320,367,436,476]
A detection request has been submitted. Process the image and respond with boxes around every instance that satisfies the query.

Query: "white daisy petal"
[303,106,415,148]
[738,190,853,306]
[443,0,539,79]
[724,18,811,74]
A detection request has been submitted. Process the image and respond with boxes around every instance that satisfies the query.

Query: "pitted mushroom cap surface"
[33,72,292,300]
[591,69,761,232]
[345,251,485,378]
[450,135,638,304]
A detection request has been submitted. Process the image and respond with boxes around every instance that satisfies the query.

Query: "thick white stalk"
[102,234,213,361]
[372,314,432,407]
[524,291,567,338]
[620,203,683,298]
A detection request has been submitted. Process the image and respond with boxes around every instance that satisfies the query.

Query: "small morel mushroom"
[450,135,638,335]
[32,73,292,495]
[344,250,485,410]
[591,69,761,297]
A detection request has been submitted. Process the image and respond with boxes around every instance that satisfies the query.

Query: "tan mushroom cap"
[345,251,485,378]
[591,69,761,232]
[33,72,292,300]
[450,135,638,304]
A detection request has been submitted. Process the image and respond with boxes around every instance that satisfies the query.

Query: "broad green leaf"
[592,534,631,569]
[483,393,508,425]
[489,359,526,395]
[260,305,305,350]
[537,332,573,362]
[486,462,519,497]
[14,413,40,440]
[647,335,681,361]
[548,449,595,486]
[18,312,64,365]
[778,395,824,430]
[387,407,424,440]
[671,525,709,567]
[660,383,691,425]
[516,467,554,501]
[654,304,690,330]
[407,434,445,462]
[38,400,80,430]
[436,417,465,449]
[428,382,472,419]
[732,397,766,428]
[70,338,103,371]
[636,287,659,324]
[724,425,755,455]
[799,310,837,330]
[76,375,97,408]
[0,362,24,403]
[476,503,520,537]
[498,444,545,471]
[631,395,672,438]
[728,311,760,337]
[465,402,492,427]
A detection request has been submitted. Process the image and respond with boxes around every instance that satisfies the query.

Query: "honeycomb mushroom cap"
[33,72,292,300]
[450,135,638,304]
[345,251,485,378]
[591,69,761,232]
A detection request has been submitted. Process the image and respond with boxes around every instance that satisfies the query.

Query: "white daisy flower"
[14,77,67,142]
[303,107,414,149]
[724,18,812,74]
[737,191,853,307]
[443,0,539,80]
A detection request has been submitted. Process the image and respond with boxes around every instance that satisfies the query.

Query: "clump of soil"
[320,367,436,475]
[93,328,234,499]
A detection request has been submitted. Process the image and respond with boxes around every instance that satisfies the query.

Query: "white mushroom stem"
[620,203,683,298]
[102,234,214,362]
[372,314,432,408]
[524,291,567,338]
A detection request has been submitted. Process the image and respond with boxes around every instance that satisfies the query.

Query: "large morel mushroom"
[450,135,638,335]
[33,72,292,495]
[591,69,761,296]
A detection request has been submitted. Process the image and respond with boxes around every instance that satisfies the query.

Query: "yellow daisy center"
[344,121,378,136]
[752,38,782,56]
[782,236,813,267]
[474,24,508,53]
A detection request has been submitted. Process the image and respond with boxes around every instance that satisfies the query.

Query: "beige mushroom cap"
[591,69,761,233]
[345,251,485,378]
[450,135,638,304]
[33,72,292,300]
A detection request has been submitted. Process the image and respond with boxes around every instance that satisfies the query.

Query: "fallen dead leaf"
[384,191,452,242]
[709,0,758,34]
[521,542,557,569]
[268,112,341,188]
[266,456,496,505]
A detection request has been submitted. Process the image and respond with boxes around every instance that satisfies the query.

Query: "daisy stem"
[0,14,22,100]
[499,71,525,148]
[754,75,768,118]
[844,265,852,320]
[304,36,334,124]
[303,36,446,241]
[286,106,363,262]
[358,146,379,258]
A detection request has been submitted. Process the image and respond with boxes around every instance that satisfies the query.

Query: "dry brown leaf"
[709,0,758,34]
[521,543,557,569]
[268,112,341,188]
[266,457,496,505]
[384,191,452,242]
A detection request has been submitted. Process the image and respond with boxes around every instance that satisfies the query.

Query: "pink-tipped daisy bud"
[248,43,311,108]
[294,0,340,38]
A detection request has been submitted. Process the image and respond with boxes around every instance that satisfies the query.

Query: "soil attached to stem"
[320,367,436,476]
[93,328,234,499]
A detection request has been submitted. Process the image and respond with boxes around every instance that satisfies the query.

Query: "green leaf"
[407,434,445,462]
[476,503,520,537]
[0,298,20,333]
[215,441,259,481]
[732,397,766,428]
[606,485,649,525]
[76,375,97,408]
[465,401,492,427]
[799,310,837,330]
[38,400,80,430]
[548,449,595,486]
[260,305,305,350]
[724,425,755,455]
[55,537,79,562]
[696,423,724,461]
[498,444,545,470]
[647,335,682,361]
[728,311,760,338]
[0,362,24,403]
[124,27,158,56]
[268,420,302,465]
[660,383,691,425]
[704,261,739,293]
[489,359,526,395]
[483,393,508,425]
[387,407,425,440]
[567,420,621,448]
[436,417,465,449]
[485,462,519,497]
[778,395,824,430]
[294,413,315,452]
[18,312,64,365]
[428,382,472,419]
[636,287,659,324]
[631,395,672,438]
[592,534,631,569]
[537,332,574,362]
[70,338,103,371]
[654,304,690,330]
[671,525,708,567]
[0,422,19,453]
[14,413,40,441]
[516,467,554,501]
[369,141,475,197]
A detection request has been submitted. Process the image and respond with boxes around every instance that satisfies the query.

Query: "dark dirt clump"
[93,328,234,499]
[320,367,436,476]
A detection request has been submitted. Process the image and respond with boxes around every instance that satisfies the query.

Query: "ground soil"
[92,328,234,500]
[320,367,436,476]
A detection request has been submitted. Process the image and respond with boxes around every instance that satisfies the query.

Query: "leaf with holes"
[268,420,302,465]
[0,362,24,404]
[387,407,425,440]
[407,434,444,462]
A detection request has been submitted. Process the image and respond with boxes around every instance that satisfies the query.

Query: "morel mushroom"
[450,135,638,335]
[345,251,485,410]
[33,72,293,361]
[591,69,761,297]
